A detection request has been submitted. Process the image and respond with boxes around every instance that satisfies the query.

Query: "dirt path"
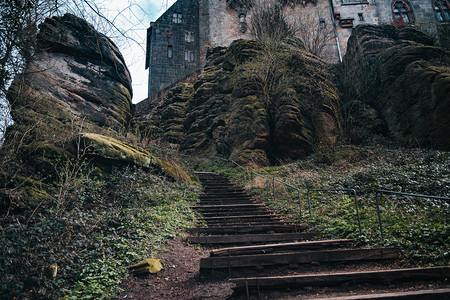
[115,237,234,300]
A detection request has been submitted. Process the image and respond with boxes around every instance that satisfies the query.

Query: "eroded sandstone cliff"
[338,24,450,149]
[139,39,341,165]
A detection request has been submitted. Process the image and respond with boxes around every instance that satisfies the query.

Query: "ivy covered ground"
[0,165,200,299]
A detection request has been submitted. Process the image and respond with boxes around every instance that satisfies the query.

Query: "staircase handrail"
[307,188,361,235]
[273,178,303,217]
[249,170,270,199]
[375,189,450,241]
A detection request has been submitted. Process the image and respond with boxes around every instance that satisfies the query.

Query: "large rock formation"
[139,39,341,165]
[1,14,190,211]
[338,24,450,149]
[14,13,133,128]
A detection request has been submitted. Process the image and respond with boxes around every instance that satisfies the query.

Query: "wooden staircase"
[186,172,450,299]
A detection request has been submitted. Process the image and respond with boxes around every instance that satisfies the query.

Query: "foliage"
[0,166,200,299]
[0,0,58,145]
[217,144,449,266]
[226,0,254,10]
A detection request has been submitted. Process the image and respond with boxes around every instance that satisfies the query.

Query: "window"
[434,0,450,22]
[340,19,354,28]
[172,12,182,23]
[185,31,194,42]
[392,0,412,24]
[184,50,194,62]
[167,45,173,58]
[319,19,326,29]
[358,13,364,21]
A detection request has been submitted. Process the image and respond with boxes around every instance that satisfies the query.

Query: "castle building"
[145,0,449,99]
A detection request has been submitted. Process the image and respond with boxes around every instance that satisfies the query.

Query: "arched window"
[434,0,450,22]
[392,0,413,24]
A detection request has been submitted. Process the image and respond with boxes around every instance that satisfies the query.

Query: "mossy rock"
[142,39,341,165]
[340,24,450,149]
[81,133,191,183]
[0,175,50,212]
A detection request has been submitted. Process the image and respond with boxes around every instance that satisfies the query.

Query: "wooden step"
[201,183,236,187]
[195,206,266,211]
[211,239,354,256]
[198,198,254,202]
[198,202,255,206]
[202,221,287,227]
[187,224,306,235]
[186,232,319,245]
[200,214,279,221]
[192,204,265,209]
[198,198,255,202]
[203,186,244,190]
[202,189,246,192]
[200,194,251,199]
[230,266,450,289]
[200,247,400,270]
[199,209,270,216]
[314,288,450,300]
[203,219,284,225]
[199,196,254,200]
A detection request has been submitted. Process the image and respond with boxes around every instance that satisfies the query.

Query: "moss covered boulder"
[338,24,450,149]
[81,133,191,183]
[139,39,341,165]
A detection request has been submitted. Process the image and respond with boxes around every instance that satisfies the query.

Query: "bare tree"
[290,7,335,58]
[0,0,60,145]
[249,0,295,47]
[0,0,59,96]
[249,0,334,58]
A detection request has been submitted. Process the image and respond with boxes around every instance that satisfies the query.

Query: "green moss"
[81,133,191,183]
[232,149,269,166]
[1,175,50,211]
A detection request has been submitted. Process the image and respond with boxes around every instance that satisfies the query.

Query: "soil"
[114,236,235,300]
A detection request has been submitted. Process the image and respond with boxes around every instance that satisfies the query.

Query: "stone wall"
[375,0,440,33]
[147,0,200,97]
[207,0,252,46]
[331,0,379,55]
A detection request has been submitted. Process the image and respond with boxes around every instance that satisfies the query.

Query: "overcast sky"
[102,0,176,104]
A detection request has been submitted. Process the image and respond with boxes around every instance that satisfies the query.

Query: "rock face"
[338,24,450,149]
[1,14,188,212]
[10,13,132,129]
[139,39,341,165]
